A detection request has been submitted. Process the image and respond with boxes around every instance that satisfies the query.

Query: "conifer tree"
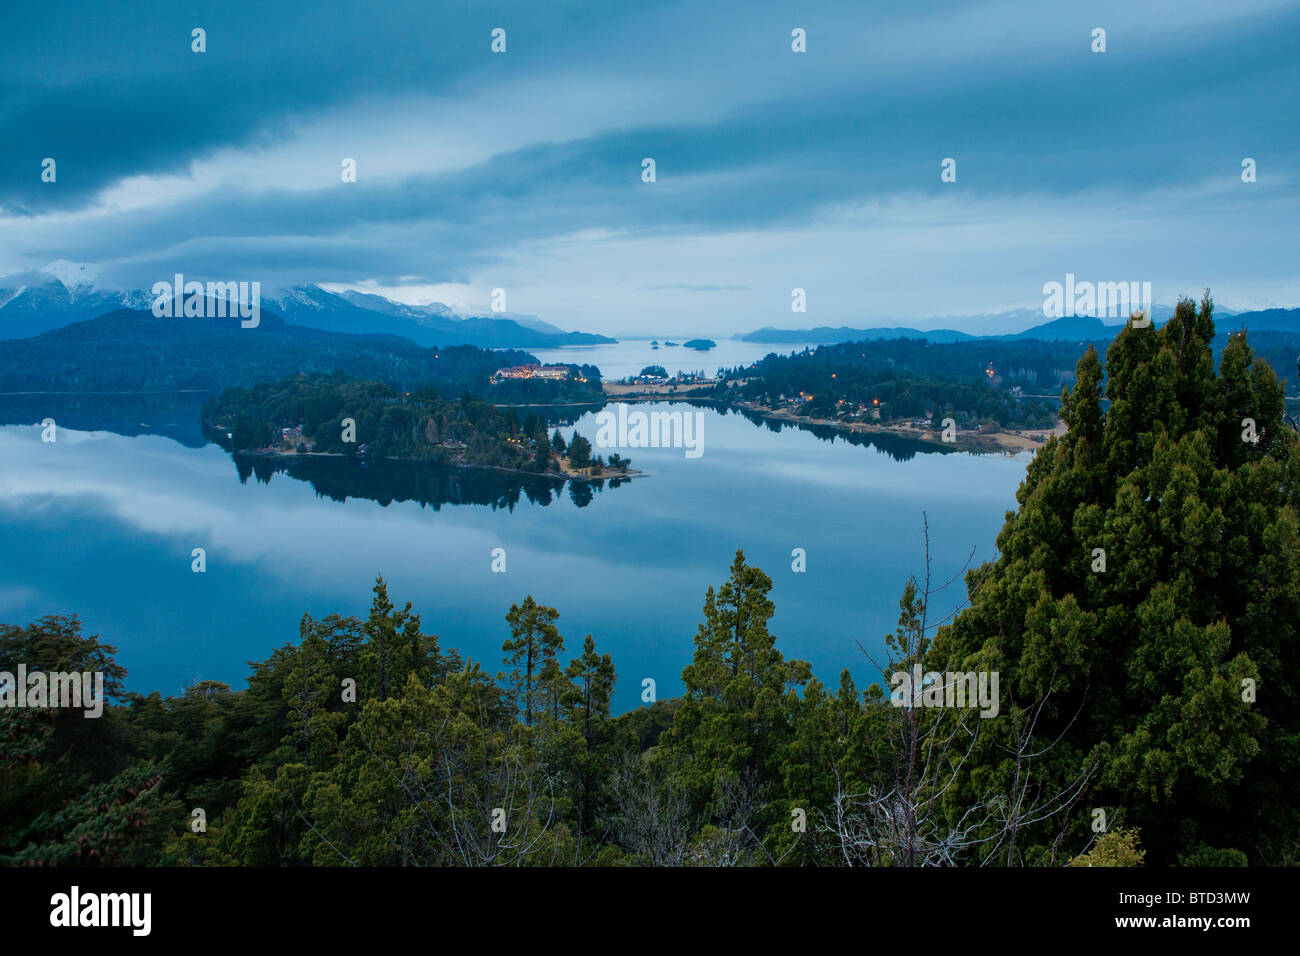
[502,597,563,726]
[660,550,811,822]
[564,634,615,736]
[562,634,616,836]
[357,577,418,700]
[932,293,1299,864]
[282,621,343,768]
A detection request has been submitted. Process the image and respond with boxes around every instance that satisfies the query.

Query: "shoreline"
[233,448,643,483]
[747,405,1066,453]
[600,385,1065,453]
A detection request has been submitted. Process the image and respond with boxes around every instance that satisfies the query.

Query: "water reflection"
[0,403,1030,710]
[0,391,209,447]
[646,399,967,462]
[233,452,626,510]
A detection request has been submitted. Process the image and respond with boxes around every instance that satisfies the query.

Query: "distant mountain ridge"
[736,305,1300,345]
[0,306,545,394]
[739,325,977,344]
[265,285,613,348]
[0,264,615,348]
[321,289,569,336]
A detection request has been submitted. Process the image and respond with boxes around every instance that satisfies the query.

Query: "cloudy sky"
[1,0,1297,336]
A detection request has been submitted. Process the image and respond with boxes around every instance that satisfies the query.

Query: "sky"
[1,0,1297,337]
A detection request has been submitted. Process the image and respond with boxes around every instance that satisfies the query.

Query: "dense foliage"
[931,294,1300,865]
[201,373,617,475]
[0,309,540,394]
[714,337,1063,429]
[715,328,1300,433]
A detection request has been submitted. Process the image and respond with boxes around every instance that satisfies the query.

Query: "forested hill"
[202,373,624,476]
[726,332,1300,394]
[0,307,537,395]
[716,329,1300,423]
[713,337,1077,429]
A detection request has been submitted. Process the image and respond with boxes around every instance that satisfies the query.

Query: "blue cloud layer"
[1,0,1296,333]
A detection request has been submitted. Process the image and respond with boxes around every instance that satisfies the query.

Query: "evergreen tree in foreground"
[501,597,564,726]
[658,550,811,829]
[933,293,1300,865]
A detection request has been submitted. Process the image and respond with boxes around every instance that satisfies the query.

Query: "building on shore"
[491,364,572,383]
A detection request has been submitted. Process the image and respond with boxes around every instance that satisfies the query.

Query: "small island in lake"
[683,339,716,351]
[201,372,636,481]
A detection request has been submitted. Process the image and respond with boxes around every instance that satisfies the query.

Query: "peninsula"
[202,373,636,481]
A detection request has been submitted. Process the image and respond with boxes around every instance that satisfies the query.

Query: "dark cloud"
[1,0,1296,329]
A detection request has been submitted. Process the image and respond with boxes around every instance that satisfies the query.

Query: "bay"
[0,342,1034,713]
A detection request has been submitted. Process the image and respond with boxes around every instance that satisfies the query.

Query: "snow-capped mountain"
[0,267,614,347]
[40,259,100,292]
[263,285,612,347]
[0,262,157,338]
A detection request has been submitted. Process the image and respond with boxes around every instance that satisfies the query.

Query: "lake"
[528,338,812,380]
[0,343,1035,712]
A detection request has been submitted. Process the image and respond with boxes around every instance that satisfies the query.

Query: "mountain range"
[0,262,616,349]
[736,306,1300,345]
[0,306,548,394]
[262,285,615,348]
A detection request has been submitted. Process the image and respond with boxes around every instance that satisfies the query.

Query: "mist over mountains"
[0,262,156,338]
[7,262,1298,352]
[263,285,615,348]
[0,262,615,348]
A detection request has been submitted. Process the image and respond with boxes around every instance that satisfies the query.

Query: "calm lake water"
[529,338,814,380]
[0,341,1036,712]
